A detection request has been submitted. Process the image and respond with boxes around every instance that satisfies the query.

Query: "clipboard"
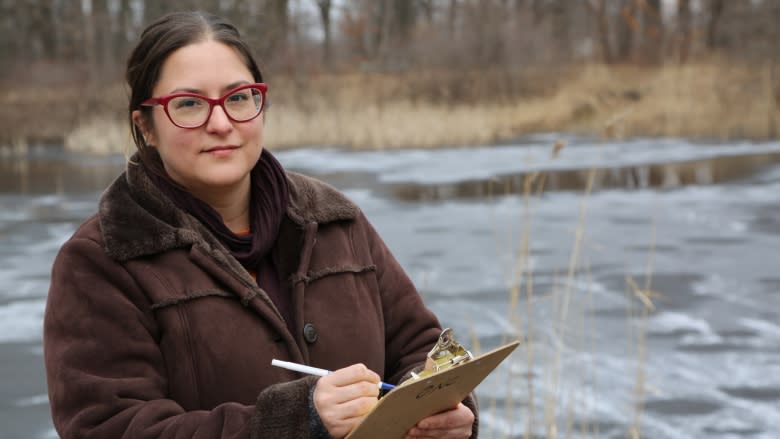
[346,340,521,439]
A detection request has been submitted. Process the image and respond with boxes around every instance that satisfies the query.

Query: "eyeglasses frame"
[140,83,268,129]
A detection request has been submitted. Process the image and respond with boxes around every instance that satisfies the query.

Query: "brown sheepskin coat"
[44,159,478,438]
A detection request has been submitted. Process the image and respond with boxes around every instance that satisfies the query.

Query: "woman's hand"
[404,403,474,439]
[312,363,381,439]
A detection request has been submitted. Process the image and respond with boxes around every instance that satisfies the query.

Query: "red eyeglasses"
[141,83,267,129]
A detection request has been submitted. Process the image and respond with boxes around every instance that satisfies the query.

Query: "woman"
[43,11,477,439]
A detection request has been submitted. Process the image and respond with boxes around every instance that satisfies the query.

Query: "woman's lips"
[203,145,239,156]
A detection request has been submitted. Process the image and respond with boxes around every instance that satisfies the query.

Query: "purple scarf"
[147,149,293,328]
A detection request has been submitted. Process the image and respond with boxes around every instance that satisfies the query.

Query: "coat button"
[303,323,319,344]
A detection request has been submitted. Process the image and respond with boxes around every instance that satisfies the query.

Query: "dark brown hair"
[126,11,264,174]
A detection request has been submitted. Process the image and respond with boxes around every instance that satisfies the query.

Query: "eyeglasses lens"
[225,88,263,121]
[167,87,264,128]
[168,96,208,127]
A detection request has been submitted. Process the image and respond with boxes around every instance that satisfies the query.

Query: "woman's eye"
[174,98,202,109]
[227,92,249,103]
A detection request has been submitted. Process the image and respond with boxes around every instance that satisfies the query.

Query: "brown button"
[303,323,318,344]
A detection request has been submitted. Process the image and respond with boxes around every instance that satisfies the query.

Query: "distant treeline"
[1,0,779,84]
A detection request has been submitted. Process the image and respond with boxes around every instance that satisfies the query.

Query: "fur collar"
[99,160,359,262]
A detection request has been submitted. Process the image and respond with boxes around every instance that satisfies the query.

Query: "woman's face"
[133,39,263,196]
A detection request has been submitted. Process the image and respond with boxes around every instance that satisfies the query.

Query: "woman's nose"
[205,104,233,133]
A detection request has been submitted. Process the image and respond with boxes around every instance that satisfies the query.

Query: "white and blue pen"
[271,359,396,391]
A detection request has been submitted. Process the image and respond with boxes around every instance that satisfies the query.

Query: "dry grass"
[262,58,779,148]
[253,68,559,149]
[554,59,780,140]
[482,140,661,438]
[1,59,777,153]
[263,100,545,149]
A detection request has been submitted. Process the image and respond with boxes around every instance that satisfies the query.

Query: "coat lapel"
[97,158,363,364]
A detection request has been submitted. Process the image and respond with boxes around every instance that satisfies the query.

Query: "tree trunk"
[591,0,613,64]
[315,0,332,67]
[531,0,545,26]
[269,0,289,51]
[57,0,86,61]
[13,1,31,62]
[419,0,434,24]
[641,0,664,64]
[84,0,97,81]
[448,0,458,36]
[36,0,56,59]
[21,0,55,61]
[392,0,416,47]
[615,0,637,62]
[706,0,725,49]
[677,0,692,63]
[0,2,14,66]
[371,0,389,57]
[549,0,571,61]
[114,0,134,60]
[93,0,112,78]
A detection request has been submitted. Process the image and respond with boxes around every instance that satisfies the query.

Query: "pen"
[271,359,396,391]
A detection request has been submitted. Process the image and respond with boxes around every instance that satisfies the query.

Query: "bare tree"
[677,0,692,63]
[5,0,780,86]
[314,0,333,66]
[447,0,458,36]
[706,0,725,49]
[113,0,133,59]
[549,0,572,61]
[267,0,290,51]
[34,0,56,59]
[338,3,369,59]
[392,0,417,47]
[418,0,434,24]
[641,0,664,64]
[588,0,613,64]
[0,1,14,70]
[531,0,545,26]
[370,1,389,58]
[94,0,113,78]
[615,0,638,62]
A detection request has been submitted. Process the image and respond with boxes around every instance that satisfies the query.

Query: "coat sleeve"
[356,212,480,438]
[356,211,441,383]
[44,236,317,439]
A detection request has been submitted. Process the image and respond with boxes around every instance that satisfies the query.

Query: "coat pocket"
[149,289,236,310]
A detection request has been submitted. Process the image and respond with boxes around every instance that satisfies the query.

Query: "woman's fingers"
[325,363,381,387]
[405,403,475,439]
[313,363,382,438]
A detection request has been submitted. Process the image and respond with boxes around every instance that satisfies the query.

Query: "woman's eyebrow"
[168,86,202,94]
[224,80,251,91]
[167,81,252,95]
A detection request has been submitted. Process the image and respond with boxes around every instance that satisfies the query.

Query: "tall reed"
[484,133,659,438]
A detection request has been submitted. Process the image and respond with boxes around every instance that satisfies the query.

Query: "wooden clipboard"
[346,340,521,439]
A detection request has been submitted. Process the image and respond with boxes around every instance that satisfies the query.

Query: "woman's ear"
[131,110,156,146]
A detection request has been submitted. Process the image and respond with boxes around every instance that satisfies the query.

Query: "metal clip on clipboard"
[405,328,474,383]
[347,333,520,438]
